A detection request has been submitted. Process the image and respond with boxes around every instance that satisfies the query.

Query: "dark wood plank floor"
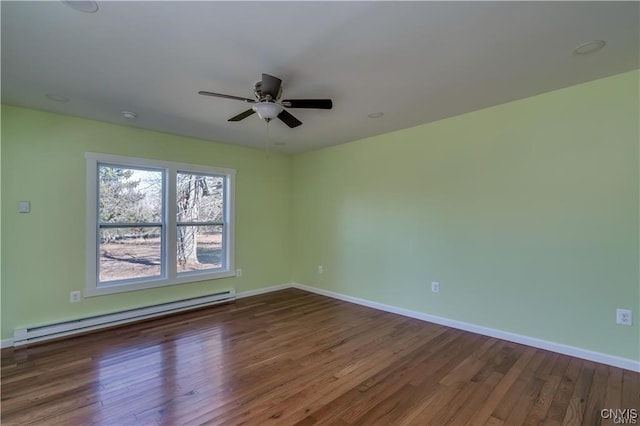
[1,289,638,425]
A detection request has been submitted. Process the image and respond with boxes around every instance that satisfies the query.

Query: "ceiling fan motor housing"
[254,81,282,101]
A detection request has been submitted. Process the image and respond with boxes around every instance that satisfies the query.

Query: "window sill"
[84,270,236,297]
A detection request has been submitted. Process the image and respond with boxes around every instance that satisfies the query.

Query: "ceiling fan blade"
[261,74,282,98]
[281,99,333,109]
[277,110,302,128]
[199,91,255,103]
[228,109,256,122]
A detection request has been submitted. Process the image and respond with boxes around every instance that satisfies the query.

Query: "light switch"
[19,201,30,213]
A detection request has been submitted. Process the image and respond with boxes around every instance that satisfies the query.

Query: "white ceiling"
[2,1,638,154]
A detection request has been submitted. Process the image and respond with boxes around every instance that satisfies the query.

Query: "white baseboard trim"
[4,283,637,372]
[236,283,292,299]
[292,283,640,373]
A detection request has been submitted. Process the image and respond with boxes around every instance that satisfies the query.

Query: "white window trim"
[85,152,236,297]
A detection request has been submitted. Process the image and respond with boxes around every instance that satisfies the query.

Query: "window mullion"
[166,166,177,280]
[176,221,224,227]
[99,222,163,228]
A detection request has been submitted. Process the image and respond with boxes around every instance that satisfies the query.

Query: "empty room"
[1,1,639,425]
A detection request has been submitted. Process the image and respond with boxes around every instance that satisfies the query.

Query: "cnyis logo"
[601,409,638,424]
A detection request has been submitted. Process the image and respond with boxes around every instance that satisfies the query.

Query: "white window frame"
[85,152,236,297]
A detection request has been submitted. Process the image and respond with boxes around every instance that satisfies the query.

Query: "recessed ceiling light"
[121,111,137,120]
[572,40,606,56]
[367,112,384,119]
[45,94,70,103]
[61,1,99,13]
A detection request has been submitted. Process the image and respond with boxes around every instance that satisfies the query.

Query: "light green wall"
[1,106,292,339]
[292,70,640,361]
[2,71,638,362]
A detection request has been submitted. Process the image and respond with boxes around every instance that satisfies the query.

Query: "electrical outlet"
[70,291,81,303]
[431,281,439,293]
[236,268,242,277]
[616,309,632,326]
[317,265,324,274]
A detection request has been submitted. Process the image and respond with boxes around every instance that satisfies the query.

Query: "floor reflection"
[93,322,228,423]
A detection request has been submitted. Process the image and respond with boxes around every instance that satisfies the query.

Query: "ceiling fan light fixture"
[253,102,283,121]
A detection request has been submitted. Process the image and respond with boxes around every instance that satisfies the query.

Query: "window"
[86,153,235,296]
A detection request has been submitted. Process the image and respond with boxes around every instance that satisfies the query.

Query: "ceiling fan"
[198,73,332,128]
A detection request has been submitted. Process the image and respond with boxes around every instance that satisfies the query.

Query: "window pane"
[99,165,163,223]
[176,173,224,223]
[99,227,162,282]
[177,225,223,273]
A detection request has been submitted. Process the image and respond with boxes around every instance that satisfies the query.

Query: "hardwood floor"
[1,289,638,425]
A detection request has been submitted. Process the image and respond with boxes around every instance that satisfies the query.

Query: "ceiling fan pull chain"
[265,121,270,158]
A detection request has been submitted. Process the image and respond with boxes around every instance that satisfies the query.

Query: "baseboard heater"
[13,289,236,347]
